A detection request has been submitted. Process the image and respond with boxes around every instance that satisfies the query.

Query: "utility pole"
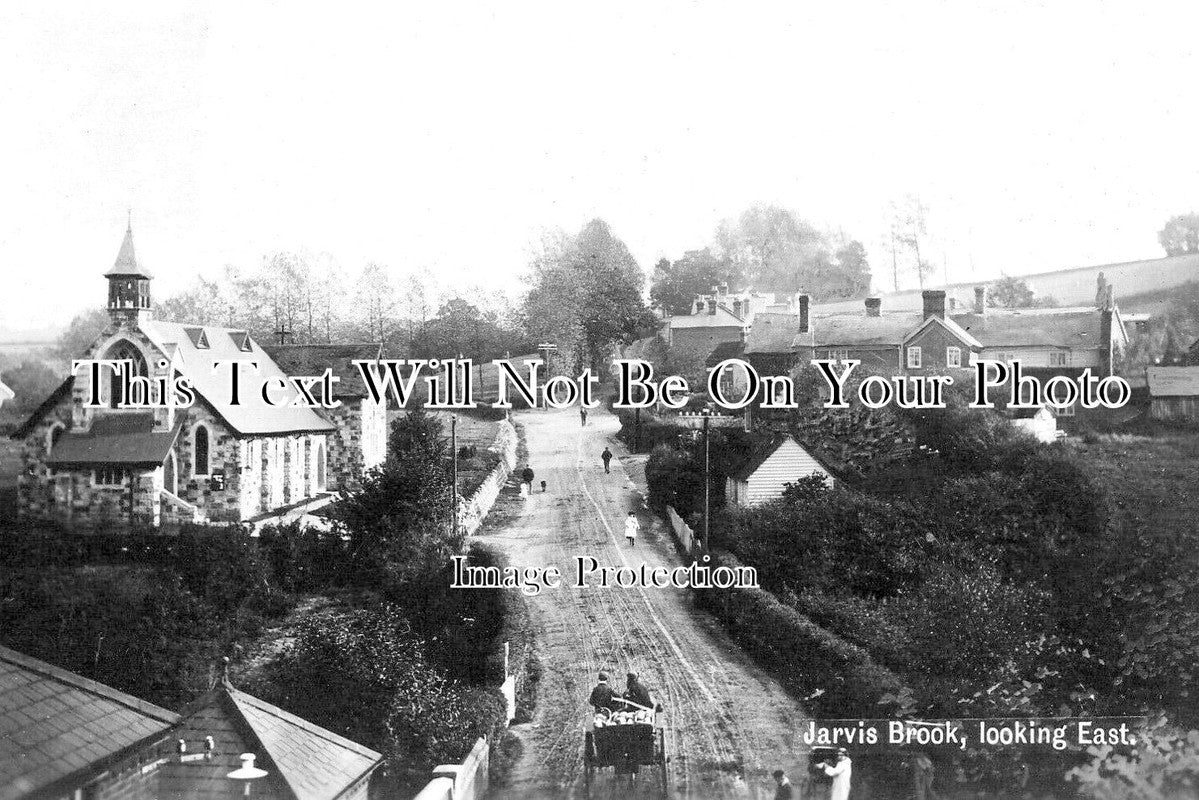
[450,413,458,539]
[701,405,714,551]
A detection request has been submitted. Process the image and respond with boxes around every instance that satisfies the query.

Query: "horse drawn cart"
[583,703,669,797]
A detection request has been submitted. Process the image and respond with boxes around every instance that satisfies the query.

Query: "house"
[0,644,181,800]
[0,379,13,410]
[795,291,982,378]
[11,224,343,527]
[725,435,834,506]
[1147,365,1199,421]
[0,646,383,800]
[263,344,388,491]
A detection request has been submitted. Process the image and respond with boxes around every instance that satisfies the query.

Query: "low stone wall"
[459,419,517,537]
[411,736,489,800]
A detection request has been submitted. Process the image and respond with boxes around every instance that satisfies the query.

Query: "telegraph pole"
[701,405,714,550]
[450,413,458,539]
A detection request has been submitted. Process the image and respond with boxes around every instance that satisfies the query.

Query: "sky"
[2,1,1198,334]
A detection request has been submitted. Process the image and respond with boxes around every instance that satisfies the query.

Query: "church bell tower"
[105,221,153,328]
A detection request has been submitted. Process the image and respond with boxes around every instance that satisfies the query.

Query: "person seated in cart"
[589,671,617,713]
[622,672,655,711]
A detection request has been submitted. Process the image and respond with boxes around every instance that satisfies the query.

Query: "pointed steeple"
[106,217,153,277]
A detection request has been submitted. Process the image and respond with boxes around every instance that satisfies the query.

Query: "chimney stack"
[708,298,717,315]
[865,297,881,317]
[798,294,810,333]
[743,297,751,316]
[718,282,729,297]
[732,299,743,318]
[974,285,987,314]
[922,290,946,320]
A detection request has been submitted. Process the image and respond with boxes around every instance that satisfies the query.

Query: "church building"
[11,225,359,527]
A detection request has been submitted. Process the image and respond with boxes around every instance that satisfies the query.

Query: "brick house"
[0,646,382,800]
[10,225,340,527]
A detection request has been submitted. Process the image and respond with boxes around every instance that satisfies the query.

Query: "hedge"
[693,550,906,717]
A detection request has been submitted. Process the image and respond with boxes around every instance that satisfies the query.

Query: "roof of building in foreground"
[0,645,180,800]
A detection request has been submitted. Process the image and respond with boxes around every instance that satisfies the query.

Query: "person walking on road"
[601,446,613,473]
[771,769,794,800]
[520,466,535,497]
[580,407,588,426]
[624,511,640,546]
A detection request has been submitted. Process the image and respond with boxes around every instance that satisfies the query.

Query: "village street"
[482,405,810,800]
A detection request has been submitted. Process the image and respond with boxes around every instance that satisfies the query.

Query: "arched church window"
[103,340,148,408]
[47,423,65,452]
[193,424,210,476]
[316,443,326,492]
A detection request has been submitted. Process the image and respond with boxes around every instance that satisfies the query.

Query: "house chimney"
[865,297,881,317]
[949,297,958,312]
[743,297,751,316]
[798,294,810,333]
[974,285,987,314]
[922,290,946,320]
[732,299,743,318]
[708,298,717,315]
[718,282,729,297]
[694,298,705,315]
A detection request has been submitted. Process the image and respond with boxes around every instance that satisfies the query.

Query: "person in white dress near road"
[823,749,852,800]
[624,511,640,546]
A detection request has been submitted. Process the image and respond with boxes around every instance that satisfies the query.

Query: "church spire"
[107,216,152,278]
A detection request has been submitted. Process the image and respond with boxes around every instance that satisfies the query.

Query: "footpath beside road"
[478,404,809,800]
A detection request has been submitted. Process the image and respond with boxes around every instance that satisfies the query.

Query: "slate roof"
[46,412,182,466]
[141,321,336,436]
[0,645,179,800]
[105,224,152,278]
[952,306,1124,350]
[262,344,384,399]
[164,680,382,800]
[799,311,923,348]
[744,313,803,355]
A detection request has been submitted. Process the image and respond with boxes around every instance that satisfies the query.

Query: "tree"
[354,262,399,344]
[891,195,934,290]
[713,205,869,299]
[649,248,738,315]
[1,360,63,415]
[987,276,1057,309]
[1158,213,1199,256]
[523,220,651,372]
[336,409,457,594]
[55,307,110,360]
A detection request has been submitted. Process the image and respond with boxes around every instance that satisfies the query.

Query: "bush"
[692,551,904,717]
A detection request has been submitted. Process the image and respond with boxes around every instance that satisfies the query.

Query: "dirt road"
[481,406,809,800]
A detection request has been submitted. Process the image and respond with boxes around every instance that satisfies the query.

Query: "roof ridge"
[0,644,179,724]
[226,686,383,761]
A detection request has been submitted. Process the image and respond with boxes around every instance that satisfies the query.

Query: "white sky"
[2,1,1197,332]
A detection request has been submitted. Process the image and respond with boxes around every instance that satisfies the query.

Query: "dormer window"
[184,327,210,349]
[230,331,253,352]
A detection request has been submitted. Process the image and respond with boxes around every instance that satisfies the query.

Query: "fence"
[665,505,702,558]
[411,736,490,800]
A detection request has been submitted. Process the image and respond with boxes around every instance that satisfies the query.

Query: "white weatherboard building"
[725,435,834,507]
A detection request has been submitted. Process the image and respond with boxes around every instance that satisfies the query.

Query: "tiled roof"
[262,344,384,399]
[46,412,182,466]
[105,225,152,278]
[953,306,1118,349]
[744,313,803,354]
[164,682,381,800]
[0,646,179,800]
[670,305,745,329]
[141,321,336,436]
[228,688,381,800]
[798,312,923,348]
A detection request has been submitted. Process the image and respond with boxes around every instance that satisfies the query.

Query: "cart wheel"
[584,732,593,797]
[658,728,668,797]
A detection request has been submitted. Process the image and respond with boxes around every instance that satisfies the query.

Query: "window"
[906,346,922,369]
[1054,402,1076,417]
[93,466,126,486]
[47,423,66,452]
[946,346,962,368]
[1049,351,1071,367]
[316,443,326,492]
[103,339,148,408]
[193,424,211,476]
